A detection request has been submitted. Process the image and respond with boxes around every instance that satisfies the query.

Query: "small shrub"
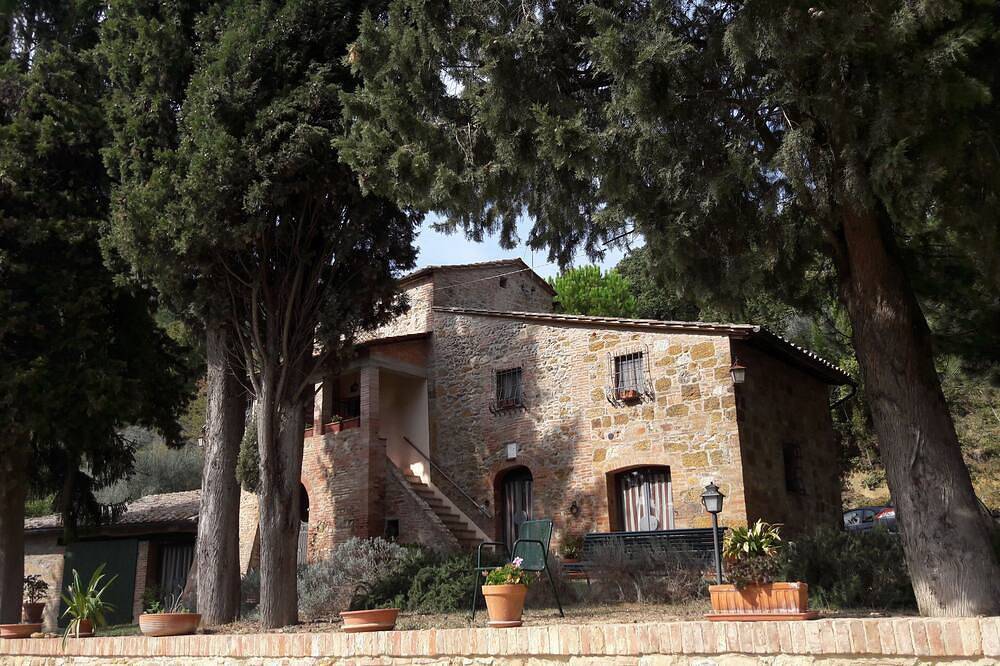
[558,535,583,560]
[297,537,409,619]
[780,527,915,610]
[404,555,476,613]
[24,575,49,603]
[482,558,533,586]
[350,546,436,611]
[240,569,260,616]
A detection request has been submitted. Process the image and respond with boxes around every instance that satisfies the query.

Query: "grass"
[98,623,140,637]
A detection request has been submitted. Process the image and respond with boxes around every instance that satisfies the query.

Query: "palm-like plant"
[722,520,785,587]
[61,564,117,642]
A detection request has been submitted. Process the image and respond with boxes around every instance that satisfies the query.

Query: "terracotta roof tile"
[25,489,200,532]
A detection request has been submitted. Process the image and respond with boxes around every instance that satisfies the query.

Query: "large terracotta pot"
[707,582,818,621]
[481,584,527,628]
[139,612,201,637]
[22,602,44,624]
[339,608,399,633]
[0,623,41,639]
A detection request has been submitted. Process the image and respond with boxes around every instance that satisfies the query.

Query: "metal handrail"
[402,436,491,517]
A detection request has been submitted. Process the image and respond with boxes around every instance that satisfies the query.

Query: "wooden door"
[501,468,533,550]
[617,467,673,532]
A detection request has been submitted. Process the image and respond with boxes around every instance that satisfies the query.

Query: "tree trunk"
[196,321,247,626]
[836,204,1000,616]
[0,435,27,624]
[256,366,307,629]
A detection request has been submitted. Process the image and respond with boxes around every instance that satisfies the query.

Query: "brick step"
[398,466,483,548]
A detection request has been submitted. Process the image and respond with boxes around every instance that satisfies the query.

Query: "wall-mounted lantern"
[729,358,747,385]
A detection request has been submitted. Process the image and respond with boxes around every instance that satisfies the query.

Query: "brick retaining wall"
[2,617,998,664]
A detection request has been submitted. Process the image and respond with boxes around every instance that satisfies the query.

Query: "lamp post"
[701,481,725,585]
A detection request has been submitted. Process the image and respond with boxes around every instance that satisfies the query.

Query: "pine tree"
[549,266,637,317]
[340,0,1000,615]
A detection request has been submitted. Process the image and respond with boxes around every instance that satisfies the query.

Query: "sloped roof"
[399,258,557,295]
[432,306,852,385]
[25,489,200,534]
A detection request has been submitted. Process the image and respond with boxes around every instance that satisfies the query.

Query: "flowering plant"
[482,557,533,586]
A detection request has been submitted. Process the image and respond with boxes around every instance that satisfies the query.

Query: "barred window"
[614,352,644,397]
[493,367,523,410]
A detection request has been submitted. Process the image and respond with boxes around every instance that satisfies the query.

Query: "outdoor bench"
[561,527,726,581]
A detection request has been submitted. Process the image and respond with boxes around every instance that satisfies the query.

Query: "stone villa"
[23,259,850,628]
[239,259,850,571]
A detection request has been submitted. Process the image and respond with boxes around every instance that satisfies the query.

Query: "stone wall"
[237,491,260,574]
[23,534,63,631]
[364,275,435,341]
[2,617,997,665]
[427,311,748,545]
[432,264,554,313]
[732,341,842,534]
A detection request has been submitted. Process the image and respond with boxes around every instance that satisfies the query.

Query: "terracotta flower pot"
[0,623,41,639]
[339,608,399,633]
[139,612,201,637]
[481,583,527,628]
[707,582,818,621]
[66,619,94,637]
[22,602,44,624]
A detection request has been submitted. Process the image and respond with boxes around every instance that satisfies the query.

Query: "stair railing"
[401,437,491,517]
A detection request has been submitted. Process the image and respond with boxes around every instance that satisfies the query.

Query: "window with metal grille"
[492,367,523,412]
[783,442,806,494]
[614,352,645,400]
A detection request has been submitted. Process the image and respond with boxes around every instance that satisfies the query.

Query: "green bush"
[404,555,475,612]
[781,527,915,610]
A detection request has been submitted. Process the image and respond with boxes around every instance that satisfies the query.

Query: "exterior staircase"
[401,471,486,551]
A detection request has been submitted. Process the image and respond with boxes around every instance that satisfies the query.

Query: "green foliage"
[97,427,204,506]
[558,535,582,560]
[400,555,475,613]
[722,520,785,588]
[24,495,54,519]
[236,407,260,494]
[296,538,410,619]
[23,575,48,604]
[781,528,916,610]
[61,564,118,640]
[548,266,637,317]
[482,559,532,587]
[0,0,195,536]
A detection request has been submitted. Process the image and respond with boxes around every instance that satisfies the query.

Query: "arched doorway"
[614,466,673,532]
[298,483,310,564]
[499,467,533,549]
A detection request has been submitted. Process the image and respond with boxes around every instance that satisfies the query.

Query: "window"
[783,443,805,494]
[615,466,673,531]
[614,352,645,401]
[491,367,524,412]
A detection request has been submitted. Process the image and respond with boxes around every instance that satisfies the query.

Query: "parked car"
[843,505,897,533]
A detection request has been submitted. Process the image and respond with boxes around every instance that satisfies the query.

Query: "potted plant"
[480,557,532,628]
[139,593,201,637]
[559,535,582,564]
[23,575,48,624]
[707,520,817,621]
[61,564,117,641]
[616,387,641,402]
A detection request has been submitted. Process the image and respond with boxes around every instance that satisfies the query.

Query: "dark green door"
[59,539,137,627]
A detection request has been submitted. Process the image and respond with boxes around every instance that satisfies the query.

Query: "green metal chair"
[471,519,564,620]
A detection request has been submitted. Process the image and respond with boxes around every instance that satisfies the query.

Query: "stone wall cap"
[400,258,558,295]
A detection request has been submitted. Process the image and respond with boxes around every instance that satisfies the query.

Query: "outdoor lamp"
[701,481,725,585]
[701,481,725,514]
[729,358,747,385]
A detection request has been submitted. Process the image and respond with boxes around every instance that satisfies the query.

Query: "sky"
[414,214,639,279]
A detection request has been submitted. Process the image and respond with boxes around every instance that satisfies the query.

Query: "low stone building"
[23,491,198,631]
[239,259,850,568]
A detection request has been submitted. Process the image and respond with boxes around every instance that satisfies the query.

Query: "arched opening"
[298,483,310,564]
[611,466,673,532]
[498,467,533,550]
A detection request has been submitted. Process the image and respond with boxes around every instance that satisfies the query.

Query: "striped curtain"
[617,467,673,532]
[615,354,643,391]
[159,543,195,597]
